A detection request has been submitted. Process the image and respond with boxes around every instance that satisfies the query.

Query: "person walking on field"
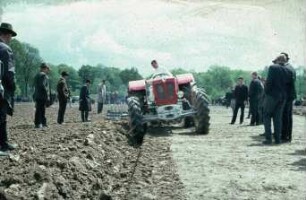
[263,55,288,145]
[249,72,264,126]
[33,63,50,128]
[230,77,248,125]
[280,52,296,143]
[79,80,91,122]
[57,71,70,124]
[97,80,106,114]
[0,22,17,156]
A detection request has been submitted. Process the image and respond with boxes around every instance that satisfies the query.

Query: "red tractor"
[127,72,210,145]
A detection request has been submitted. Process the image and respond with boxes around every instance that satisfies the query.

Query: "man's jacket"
[284,63,296,101]
[0,39,15,115]
[265,64,287,100]
[57,77,69,101]
[249,79,264,101]
[33,71,49,102]
[97,83,106,103]
[234,84,248,104]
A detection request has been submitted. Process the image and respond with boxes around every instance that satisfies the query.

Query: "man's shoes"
[5,143,17,150]
[35,124,42,129]
[275,141,281,145]
[230,122,234,125]
[281,139,291,144]
[259,133,265,136]
[42,124,48,128]
[249,123,255,126]
[0,150,10,156]
[262,140,272,145]
[240,121,243,124]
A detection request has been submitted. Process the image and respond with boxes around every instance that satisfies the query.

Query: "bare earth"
[0,104,305,199]
[171,106,306,200]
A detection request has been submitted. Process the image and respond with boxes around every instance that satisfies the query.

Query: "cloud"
[2,0,305,75]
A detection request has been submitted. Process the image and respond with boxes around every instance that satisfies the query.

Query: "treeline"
[172,66,305,100]
[10,39,143,99]
[10,39,306,100]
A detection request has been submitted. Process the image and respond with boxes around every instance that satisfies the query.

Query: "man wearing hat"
[33,63,50,128]
[0,22,17,156]
[262,55,288,144]
[57,71,70,124]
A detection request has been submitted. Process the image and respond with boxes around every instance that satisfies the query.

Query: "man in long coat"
[0,22,17,156]
[79,80,91,122]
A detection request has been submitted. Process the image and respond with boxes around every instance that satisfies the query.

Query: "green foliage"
[10,39,42,97]
[7,39,306,101]
[295,66,305,99]
[57,64,81,92]
[119,67,143,85]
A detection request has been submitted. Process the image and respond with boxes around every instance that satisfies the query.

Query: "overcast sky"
[1,0,305,75]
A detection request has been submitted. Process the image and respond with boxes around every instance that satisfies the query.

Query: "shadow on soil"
[147,126,197,137]
[10,124,34,130]
[290,158,306,171]
[288,149,306,156]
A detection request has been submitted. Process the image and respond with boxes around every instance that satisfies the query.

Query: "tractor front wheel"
[127,96,147,146]
[193,89,210,134]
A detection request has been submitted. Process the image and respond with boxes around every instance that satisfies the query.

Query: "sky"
[0,0,305,75]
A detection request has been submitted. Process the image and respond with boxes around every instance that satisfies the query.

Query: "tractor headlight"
[178,91,184,98]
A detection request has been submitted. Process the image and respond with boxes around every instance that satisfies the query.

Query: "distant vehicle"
[71,96,79,103]
[127,72,210,145]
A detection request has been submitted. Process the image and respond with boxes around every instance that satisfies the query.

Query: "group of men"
[0,22,108,156]
[0,20,298,157]
[230,53,296,145]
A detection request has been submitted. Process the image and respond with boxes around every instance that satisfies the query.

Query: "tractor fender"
[128,79,146,92]
[176,73,195,85]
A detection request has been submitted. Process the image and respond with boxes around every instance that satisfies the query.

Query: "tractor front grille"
[153,78,178,106]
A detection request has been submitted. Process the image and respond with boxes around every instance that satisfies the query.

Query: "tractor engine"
[152,77,181,120]
[152,77,178,106]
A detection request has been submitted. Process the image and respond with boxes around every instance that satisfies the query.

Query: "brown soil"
[0,104,185,200]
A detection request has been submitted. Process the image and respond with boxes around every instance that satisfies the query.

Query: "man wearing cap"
[57,71,70,124]
[263,55,288,144]
[280,52,296,142]
[0,22,17,156]
[230,77,248,125]
[33,63,50,128]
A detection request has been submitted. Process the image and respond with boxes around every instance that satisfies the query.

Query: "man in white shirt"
[97,80,106,114]
[146,60,173,102]
[151,60,172,78]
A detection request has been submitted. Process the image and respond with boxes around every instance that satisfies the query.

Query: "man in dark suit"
[280,53,296,142]
[79,80,91,122]
[263,55,288,144]
[0,22,17,156]
[33,63,50,128]
[230,77,248,124]
[249,72,264,126]
[57,71,70,124]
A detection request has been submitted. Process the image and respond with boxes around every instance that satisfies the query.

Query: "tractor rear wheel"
[193,89,210,134]
[127,96,147,146]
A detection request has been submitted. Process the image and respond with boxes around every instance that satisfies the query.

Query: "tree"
[10,39,42,97]
[119,67,143,85]
[78,65,96,83]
